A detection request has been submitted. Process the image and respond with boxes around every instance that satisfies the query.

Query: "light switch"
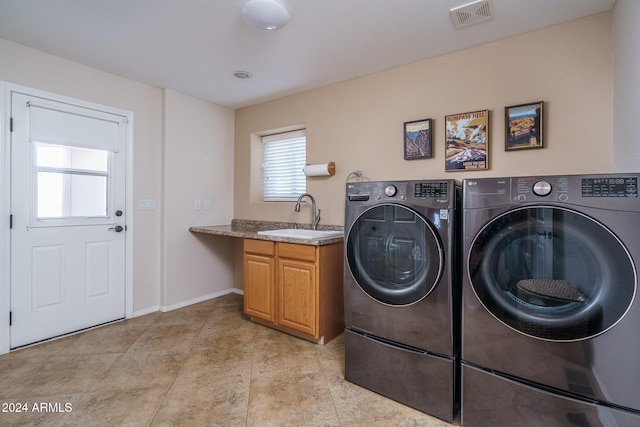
[139,199,156,210]
[194,199,201,210]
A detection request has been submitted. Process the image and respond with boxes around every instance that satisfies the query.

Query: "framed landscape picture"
[404,118,432,160]
[445,109,489,171]
[505,101,543,151]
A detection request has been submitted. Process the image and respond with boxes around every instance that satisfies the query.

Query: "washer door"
[346,203,443,306]
[468,206,636,341]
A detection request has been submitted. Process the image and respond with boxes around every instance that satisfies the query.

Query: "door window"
[468,207,636,341]
[34,142,110,221]
[346,204,443,306]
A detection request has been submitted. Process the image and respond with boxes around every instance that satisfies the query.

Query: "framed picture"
[445,110,489,171]
[404,118,432,160]
[505,101,543,151]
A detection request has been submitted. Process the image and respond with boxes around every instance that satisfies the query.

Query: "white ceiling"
[0,0,616,109]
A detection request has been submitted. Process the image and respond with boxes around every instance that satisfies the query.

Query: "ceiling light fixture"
[233,70,253,79]
[241,0,289,30]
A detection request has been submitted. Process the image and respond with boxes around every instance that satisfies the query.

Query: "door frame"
[0,81,134,354]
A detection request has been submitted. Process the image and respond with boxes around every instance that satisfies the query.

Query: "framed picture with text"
[445,109,489,171]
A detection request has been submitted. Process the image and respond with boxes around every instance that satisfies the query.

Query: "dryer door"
[346,203,443,306]
[468,206,636,341]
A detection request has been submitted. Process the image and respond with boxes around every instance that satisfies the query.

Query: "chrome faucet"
[294,193,321,230]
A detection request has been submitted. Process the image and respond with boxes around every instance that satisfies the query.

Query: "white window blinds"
[263,129,306,201]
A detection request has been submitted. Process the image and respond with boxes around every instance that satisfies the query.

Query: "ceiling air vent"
[450,0,494,29]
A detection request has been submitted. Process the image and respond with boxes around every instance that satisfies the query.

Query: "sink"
[257,228,343,239]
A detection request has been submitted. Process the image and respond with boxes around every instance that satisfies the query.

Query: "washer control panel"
[513,176,638,201]
[582,177,637,197]
[384,185,397,197]
[464,175,640,209]
[532,181,552,196]
[513,176,570,202]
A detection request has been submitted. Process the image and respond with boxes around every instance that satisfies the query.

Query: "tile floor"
[0,293,458,426]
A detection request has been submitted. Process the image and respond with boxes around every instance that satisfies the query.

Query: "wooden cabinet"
[243,239,276,322]
[243,239,344,344]
[278,258,316,335]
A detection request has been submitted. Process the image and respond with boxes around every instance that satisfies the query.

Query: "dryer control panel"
[414,181,449,198]
[347,180,457,208]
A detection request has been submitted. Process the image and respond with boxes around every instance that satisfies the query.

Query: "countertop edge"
[189,222,344,246]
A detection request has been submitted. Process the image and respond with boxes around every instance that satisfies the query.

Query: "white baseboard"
[132,305,161,318]
[132,287,244,317]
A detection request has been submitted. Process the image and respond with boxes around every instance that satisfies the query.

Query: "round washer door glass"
[469,206,636,341]
[346,204,443,306]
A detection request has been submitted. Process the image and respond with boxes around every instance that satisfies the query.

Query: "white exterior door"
[10,92,127,348]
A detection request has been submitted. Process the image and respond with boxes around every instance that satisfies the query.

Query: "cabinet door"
[278,258,317,337]
[244,253,276,322]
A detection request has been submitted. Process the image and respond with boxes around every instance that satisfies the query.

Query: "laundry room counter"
[191,219,345,345]
[189,219,344,245]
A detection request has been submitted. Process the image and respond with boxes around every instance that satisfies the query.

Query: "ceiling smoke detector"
[233,70,253,79]
[450,0,494,29]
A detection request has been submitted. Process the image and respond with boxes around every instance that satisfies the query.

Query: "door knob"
[109,225,124,232]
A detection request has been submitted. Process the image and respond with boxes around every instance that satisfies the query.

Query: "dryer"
[344,179,460,422]
[461,174,640,427]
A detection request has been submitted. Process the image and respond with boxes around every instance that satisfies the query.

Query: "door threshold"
[10,318,125,351]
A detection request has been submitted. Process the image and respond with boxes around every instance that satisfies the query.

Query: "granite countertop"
[189,219,344,246]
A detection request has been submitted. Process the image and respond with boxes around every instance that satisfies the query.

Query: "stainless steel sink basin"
[257,228,343,239]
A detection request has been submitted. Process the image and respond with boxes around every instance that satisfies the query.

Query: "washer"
[344,179,460,422]
[461,174,640,427]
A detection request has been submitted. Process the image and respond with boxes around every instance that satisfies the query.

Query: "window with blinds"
[263,129,306,201]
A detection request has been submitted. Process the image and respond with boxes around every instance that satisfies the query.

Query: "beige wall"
[0,39,238,317]
[0,38,164,314]
[613,0,640,171]
[162,89,235,308]
[0,9,625,312]
[235,13,613,227]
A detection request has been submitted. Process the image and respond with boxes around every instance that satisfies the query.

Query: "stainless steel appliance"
[344,179,460,422]
[461,174,640,427]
